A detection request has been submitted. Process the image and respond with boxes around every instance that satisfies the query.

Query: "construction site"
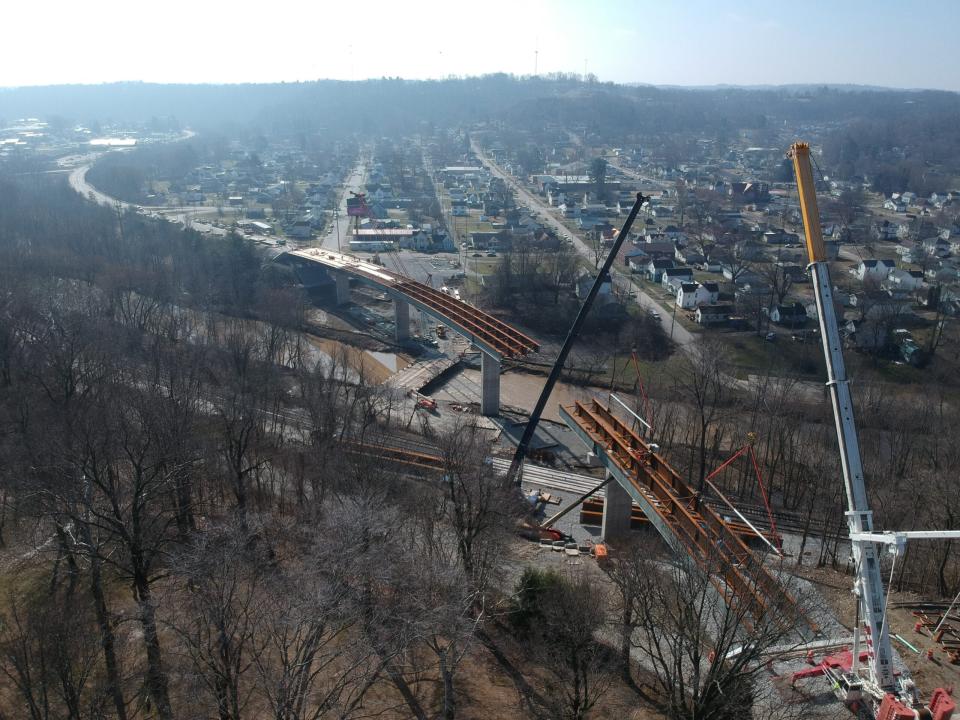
[274,147,960,720]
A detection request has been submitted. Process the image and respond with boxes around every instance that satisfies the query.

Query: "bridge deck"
[560,399,815,633]
[286,248,539,359]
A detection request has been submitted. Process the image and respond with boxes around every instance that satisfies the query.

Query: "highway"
[469,137,696,347]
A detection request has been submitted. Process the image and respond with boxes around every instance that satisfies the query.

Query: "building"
[852,259,896,282]
[696,303,734,326]
[769,303,808,327]
[677,282,720,309]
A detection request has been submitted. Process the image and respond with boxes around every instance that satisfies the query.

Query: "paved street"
[470,137,697,347]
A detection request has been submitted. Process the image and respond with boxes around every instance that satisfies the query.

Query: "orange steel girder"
[566,399,814,632]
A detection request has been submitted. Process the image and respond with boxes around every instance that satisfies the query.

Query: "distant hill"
[1,76,959,144]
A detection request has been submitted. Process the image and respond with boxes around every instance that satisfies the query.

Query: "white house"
[884,268,926,291]
[676,282,720,309]
[661,267,694,290]
[852,259,896,282]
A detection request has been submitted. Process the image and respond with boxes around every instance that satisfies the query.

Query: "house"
[661,225,687,242]
[677,282,720,309]
[873,220,909,241]
[921,236,951,258]
[661,267,694,289]
[675,248,706,266]
[575,273,613,302]
[844,319,889,350]
[895,241,922,264]
[769,303,808,327]
[676,283,700,309]
[646,258,675,282]
[470,231,501,250]
[763,229,800,245]
[884,199,907,213]
[641,241,678,258]
[728,181,770,203]
[723,267,764,286]
[884,269,925,292]
[286,220,313,240]
[852,259,896,282]
[624,250,649,272]
[696,303,734,326]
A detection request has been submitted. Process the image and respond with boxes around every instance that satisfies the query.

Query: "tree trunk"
[619,602,633,681]
[134,575,173,720]
[439,648,456,720]
[87,544,128,720]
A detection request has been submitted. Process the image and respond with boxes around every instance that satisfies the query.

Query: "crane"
[790,142,958,720]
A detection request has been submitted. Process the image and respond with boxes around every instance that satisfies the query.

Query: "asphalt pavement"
[469,137,696,348]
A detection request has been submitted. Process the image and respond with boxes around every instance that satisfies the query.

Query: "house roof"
[680,282,699,292]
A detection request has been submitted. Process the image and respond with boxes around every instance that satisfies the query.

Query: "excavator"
[790,142,957,720]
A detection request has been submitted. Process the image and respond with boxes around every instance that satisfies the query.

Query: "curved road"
[469,137,696,347]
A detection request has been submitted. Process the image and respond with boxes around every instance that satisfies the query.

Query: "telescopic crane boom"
[790,142,957,719]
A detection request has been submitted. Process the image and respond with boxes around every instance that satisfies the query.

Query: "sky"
[2,0,957,91]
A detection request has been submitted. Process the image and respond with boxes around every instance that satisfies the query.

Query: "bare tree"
[0,586,103,720]
[615,538,810,720]
[674,338,732,492]
[510,568,616,720]
[166,524,263,720]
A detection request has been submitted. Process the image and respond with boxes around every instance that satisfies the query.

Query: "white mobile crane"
[790,143,958,720]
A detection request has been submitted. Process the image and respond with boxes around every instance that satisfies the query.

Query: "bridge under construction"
[284,247,539,415]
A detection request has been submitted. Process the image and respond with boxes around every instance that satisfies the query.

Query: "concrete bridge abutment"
[394,299,410,342]
[334,272,351,305]
[601,474,633,543]
[480,351,501,417]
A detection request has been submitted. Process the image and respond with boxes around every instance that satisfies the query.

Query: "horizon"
[2,77,956,95]
[3,0,959,92]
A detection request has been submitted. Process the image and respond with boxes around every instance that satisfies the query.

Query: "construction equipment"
[506,192,648,485]
[790,142,958,719]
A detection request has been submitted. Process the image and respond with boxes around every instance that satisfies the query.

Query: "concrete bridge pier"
[394,299,410,342]
[334,272,351,305]
[602,474,633,543]
[480,351,501,417]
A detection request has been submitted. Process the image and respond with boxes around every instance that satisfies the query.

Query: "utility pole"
[670,295,678,341]
[334,207,340,251]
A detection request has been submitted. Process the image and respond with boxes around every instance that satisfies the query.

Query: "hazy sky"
[3,0,957,91]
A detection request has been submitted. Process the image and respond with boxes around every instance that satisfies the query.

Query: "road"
[68,162,229,236]
[319,153,369,252]
[469,137,696,347]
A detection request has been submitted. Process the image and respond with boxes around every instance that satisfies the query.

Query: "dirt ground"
[788,564,960,695]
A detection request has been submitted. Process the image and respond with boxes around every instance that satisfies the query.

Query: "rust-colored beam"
[342,441,444,472]
[287,248,538,359]
[565,399,815,632]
